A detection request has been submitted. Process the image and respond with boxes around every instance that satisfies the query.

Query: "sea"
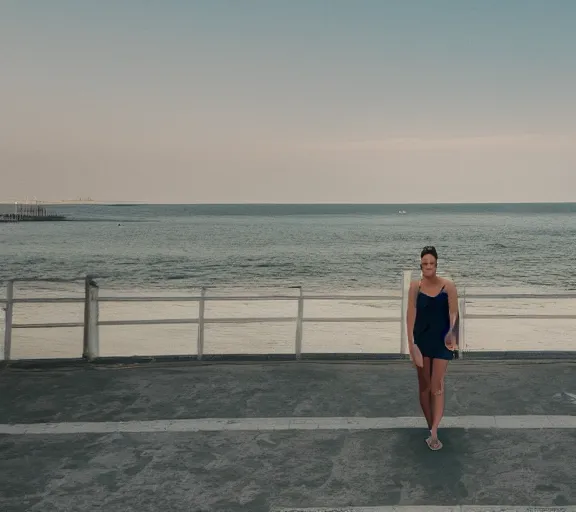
[1,202,576,359]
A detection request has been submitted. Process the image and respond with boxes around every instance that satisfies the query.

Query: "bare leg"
[416,357,433,429]
[429,358,449,448]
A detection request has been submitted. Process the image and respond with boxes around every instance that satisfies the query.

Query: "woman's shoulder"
[441,277,457,290]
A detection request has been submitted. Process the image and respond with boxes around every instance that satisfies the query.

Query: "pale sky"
[1,1,575,203]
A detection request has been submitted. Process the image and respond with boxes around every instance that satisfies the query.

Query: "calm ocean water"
[2,202,576,291]
[2,203,576,358]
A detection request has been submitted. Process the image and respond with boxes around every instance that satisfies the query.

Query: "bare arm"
[445,280,459,334]
[406,281,418,347]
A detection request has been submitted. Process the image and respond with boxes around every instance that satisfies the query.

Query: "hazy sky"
[1,1,575,203]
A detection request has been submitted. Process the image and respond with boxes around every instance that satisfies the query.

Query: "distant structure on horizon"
[56,197,94,203]
[0,201,67,222]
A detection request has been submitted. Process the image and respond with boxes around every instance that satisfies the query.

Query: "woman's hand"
[444,329,457,351]
[408,344,416,367]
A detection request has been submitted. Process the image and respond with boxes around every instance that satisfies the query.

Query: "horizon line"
[2,200,576,206]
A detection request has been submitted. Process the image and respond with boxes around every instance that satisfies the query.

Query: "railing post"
[400,270,412,355]
[82,276,99,360]
[197,287,206,360]
[458,289,466,359]
[295,287,304,359]
[3,280,14,361]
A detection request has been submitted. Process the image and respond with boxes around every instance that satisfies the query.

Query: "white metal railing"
[1,276,402,361]
[2,271,576,361]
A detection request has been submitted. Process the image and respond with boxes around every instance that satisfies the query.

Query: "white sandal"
[425,434,443,451]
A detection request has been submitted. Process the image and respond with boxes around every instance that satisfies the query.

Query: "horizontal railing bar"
[100,317,297,326]
[466,314,576,320]
[466,293,576,299]
[13,298,85,304]
[300,295,401,301]
[205,296,297,301]
[2,295,397,305]
[303,317,400,323]
[205,317,296,324]
[207,294,401,301]
[10,317,405,331]
[98,296,200,302]
[100,319,199,326]
[98,295,401,302]
[13,313,575,331]
[99,317,399,327]
[13,322,84,329]
[98,296,298,302]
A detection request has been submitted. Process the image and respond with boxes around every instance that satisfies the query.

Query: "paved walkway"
[1,360,575,511]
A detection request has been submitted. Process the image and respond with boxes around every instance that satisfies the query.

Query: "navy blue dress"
[413,283,454,360]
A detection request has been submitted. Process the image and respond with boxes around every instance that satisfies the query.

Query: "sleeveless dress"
[413,282,454,360]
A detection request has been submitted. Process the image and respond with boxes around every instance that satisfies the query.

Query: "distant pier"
[0,202,67,222]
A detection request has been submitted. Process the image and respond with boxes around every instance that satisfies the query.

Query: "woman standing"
[406,246,459,451]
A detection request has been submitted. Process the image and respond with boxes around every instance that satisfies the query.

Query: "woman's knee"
[431,377,444,395]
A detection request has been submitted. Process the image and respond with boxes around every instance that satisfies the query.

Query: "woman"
[406,245,459,451]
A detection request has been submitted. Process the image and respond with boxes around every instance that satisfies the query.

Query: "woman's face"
[421,254,437,277]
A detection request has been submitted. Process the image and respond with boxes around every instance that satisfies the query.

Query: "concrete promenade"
[0,359,575,511]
